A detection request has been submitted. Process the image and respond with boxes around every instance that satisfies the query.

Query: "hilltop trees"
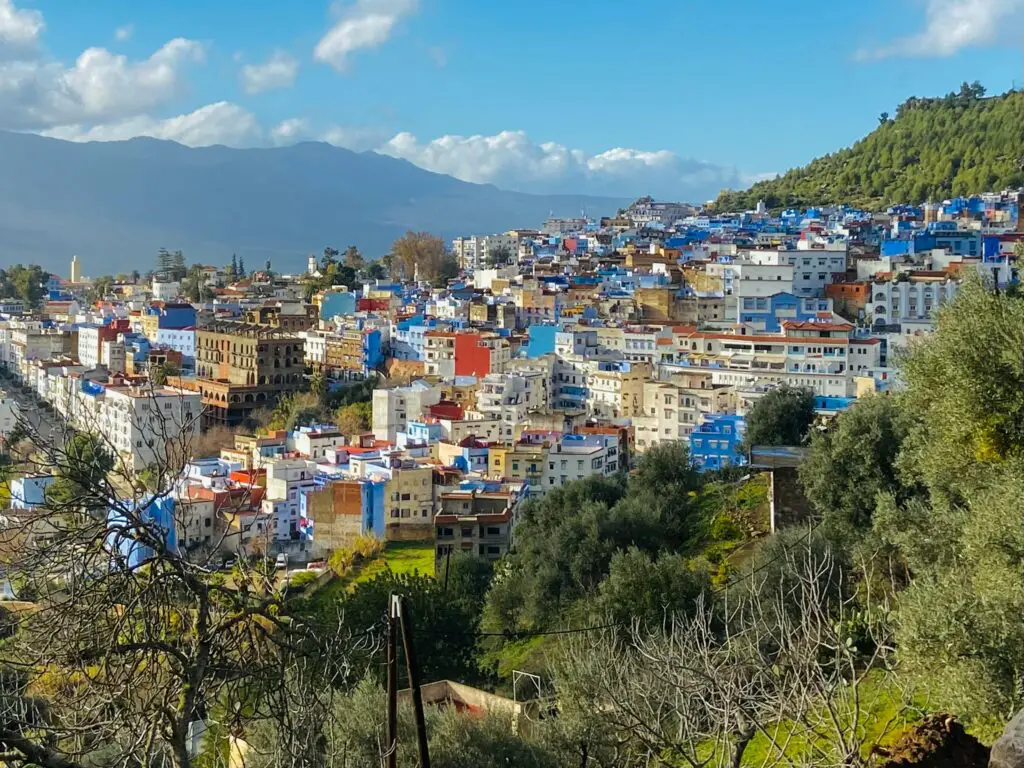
[715,87,1024,210]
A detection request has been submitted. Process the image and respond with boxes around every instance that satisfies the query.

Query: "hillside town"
[0,191,1021,569]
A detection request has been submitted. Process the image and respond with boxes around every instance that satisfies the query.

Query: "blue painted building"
[689,414,747,472]
[106,495,178,569]
[814,395,856,415]
[526,324,558,357]
[738,293,833,332]
[147,302,198,330]
[9,474,55,509]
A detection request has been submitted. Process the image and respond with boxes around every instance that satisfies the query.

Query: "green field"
[353,540,436,584]
[306,541,436,612]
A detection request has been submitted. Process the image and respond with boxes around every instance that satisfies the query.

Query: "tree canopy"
[715,86,1024,211]
[744,385,816,447]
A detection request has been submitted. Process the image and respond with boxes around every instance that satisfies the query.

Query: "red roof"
[781,321,853,332]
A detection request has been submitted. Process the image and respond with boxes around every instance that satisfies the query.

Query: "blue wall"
[106,495,178,569]
[689,414,746,472]
[526,324,558,357]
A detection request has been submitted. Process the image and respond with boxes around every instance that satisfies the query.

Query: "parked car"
[274,553,288,570]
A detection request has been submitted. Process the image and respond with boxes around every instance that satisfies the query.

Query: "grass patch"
[354,541,435,584]
[305,541,436,614]
[739,672,925,766]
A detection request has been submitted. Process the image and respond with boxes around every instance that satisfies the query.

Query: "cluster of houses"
[1,190,1021,568]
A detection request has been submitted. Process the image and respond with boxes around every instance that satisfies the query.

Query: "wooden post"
[386,594,399,768]
[398,595,431,768]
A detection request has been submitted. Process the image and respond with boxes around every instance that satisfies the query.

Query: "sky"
[1,0,1022,201]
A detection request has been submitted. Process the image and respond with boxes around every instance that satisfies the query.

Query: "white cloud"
[314,0,417,71]
[42,101,262,147]
[240,49,298,94]
[859,0,1024,58]
[0,0,42,49]
[0,37,206,130]
[114,24,134,42]
[379,129,744,200]
[271,117,309,144]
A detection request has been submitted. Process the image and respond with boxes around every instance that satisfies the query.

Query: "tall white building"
[61,382,201,471]
[372,381,443,442]
[70,255,81,283]
[868,278,958,328]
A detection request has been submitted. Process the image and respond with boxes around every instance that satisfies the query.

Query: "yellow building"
[488,442,547,484]
[586,361,651,419]
[384,464,435,542]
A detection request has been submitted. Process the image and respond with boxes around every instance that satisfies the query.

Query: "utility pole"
[385,594,432,768]
[398,595,431,768]
[386,595,399,768]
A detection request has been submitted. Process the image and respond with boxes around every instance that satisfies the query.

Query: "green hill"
[715,85,1024,212]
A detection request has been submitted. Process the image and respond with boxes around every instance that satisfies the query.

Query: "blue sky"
[3,0,1022,200]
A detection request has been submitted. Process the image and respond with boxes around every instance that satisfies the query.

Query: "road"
[1,383,67,450]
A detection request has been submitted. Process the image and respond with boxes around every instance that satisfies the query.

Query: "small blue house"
[689,414,747,472]
[106,495,178,569]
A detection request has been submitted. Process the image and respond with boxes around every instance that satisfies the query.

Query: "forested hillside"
[715,84,1024,211]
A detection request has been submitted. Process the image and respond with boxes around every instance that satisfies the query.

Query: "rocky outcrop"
[991,710,1024,768]
[877,715,989,768]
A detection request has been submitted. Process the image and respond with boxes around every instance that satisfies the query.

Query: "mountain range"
[0,131,626,276]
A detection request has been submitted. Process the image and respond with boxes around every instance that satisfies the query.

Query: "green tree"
[714,87,1022,211]
[485,245,513,268]
[44,433,115,509]
[800,394,917,536]
[230,253,238,277]
[744,385,815,447]
[150,361,180,387]
[1,264,48,309]
[322,246,339,270]
[86,275,115,303]
[237,256,246,277]
[343,245,365,270]
[327,570,481,685]
[876,463,1024,737]
[899,274,1024,502]
[596,547,708,629]
[366,262,387,281]
[334,401,371,435]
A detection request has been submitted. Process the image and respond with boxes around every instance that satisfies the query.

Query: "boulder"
[991,710,1024,768]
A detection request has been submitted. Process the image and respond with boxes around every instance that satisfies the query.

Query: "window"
[486,526,500,536]
[460,526,473,537]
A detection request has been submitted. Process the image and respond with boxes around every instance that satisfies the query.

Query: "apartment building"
[435,483,527,564]
[262,459,318,543]
[744,248,847,297]
[194,322,305,427]
[541,434,620,492]
[634,381,733,453]
[372,381,443,442]
[867,278,958,328]
[57,379,201,471]
[586,361,650,420]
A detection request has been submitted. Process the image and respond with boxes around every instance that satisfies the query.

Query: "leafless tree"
[0,379,375,767]
[555,547,910,768]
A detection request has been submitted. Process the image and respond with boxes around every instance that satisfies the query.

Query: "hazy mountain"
[0,131,627,276]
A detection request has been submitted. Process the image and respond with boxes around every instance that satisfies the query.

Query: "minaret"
[70,254,81,283]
